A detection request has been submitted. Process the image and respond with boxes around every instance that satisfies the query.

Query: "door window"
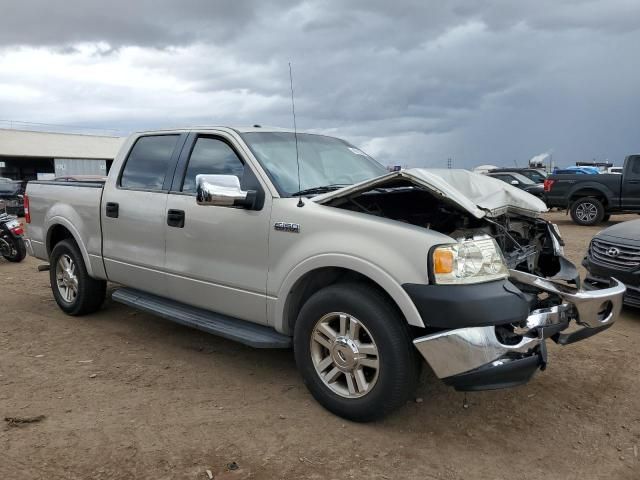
[120,135,179,190]
[629,156,640,178]
[182,137,245,193]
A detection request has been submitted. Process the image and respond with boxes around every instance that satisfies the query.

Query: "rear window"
[120,135,179,190]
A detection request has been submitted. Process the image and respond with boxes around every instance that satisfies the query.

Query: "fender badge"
[274,222,300,233]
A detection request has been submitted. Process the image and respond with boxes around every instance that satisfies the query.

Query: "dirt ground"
[1,211,639,479]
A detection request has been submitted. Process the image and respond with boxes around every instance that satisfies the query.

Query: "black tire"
[602,214,611,222]
[293,282,420,422]
[49,239,106,316]
[570,197,605,226]
[2,236,26,262]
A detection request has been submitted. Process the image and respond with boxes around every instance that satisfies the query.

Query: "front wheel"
[294,283,420,422]
[570,197,605,226]
[49,239,106,316]
[1,235,26,262]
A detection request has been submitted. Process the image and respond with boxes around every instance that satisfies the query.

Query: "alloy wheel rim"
[576,202,597,222]
[56,254,79,303]
[310,312,380,398]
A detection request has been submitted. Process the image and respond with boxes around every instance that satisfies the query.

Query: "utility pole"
[447,158,452,169]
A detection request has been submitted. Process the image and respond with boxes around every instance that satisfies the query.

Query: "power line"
[0,119,123,135]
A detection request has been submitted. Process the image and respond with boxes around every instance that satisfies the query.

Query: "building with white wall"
[0,129,124,181]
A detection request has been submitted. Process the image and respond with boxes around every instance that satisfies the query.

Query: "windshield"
[241,132,387,196]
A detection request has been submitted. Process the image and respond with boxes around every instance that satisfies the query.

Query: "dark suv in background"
[485,171,546,200]
[489,168,547,184]
[0,180,26,216]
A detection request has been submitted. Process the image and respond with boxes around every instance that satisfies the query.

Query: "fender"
[567,181,616,206]
[45,215,106,279]
[271,253,425,334]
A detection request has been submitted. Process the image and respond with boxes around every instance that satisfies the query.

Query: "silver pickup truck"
[25,126,625,421]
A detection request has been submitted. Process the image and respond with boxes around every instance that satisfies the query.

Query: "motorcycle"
[0,199,27,262]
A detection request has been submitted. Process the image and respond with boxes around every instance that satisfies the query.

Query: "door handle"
[105,202,119,218]
[627,180,640,184]
[167,209,185,228]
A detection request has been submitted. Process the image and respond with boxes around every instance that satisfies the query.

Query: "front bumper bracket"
[413,270,626,391]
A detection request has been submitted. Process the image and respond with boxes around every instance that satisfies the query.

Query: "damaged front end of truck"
[315,169,626,391]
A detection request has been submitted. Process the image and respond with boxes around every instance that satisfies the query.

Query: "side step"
[112,288,291,349]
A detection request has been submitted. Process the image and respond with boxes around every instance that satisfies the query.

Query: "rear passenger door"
[102,134,186,297]
[163,133,272,325]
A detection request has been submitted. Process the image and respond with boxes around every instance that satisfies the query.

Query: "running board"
[111,288,291,349]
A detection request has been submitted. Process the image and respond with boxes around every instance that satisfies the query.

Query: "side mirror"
[510,180,520,186]
[196,174,257,209]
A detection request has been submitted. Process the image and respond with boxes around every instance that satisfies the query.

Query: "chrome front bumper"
[509,269,625,330]
[413,272,625,389]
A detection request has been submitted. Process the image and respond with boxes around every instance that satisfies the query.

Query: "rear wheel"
[294,282,420,421]
[570,198,605,226]
[49,239,106,316]
[1,236,26,262]
[602,214,611,222]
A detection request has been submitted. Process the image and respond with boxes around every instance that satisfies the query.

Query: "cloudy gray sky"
[1,0,639,167]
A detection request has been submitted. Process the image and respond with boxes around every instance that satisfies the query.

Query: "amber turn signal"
[433,248,454,274]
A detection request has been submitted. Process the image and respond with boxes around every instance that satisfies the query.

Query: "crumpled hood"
[313,168,548,219]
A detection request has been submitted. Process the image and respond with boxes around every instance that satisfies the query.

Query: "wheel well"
[570,190,608,206]
[47,224,75,254]
[283,267,402,335]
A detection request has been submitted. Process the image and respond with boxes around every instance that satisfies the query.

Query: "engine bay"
[323,181,566,280]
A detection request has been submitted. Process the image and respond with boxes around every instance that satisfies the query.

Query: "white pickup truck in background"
[25,126,625,421]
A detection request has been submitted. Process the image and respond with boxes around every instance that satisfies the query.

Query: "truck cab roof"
[132,125,299,135]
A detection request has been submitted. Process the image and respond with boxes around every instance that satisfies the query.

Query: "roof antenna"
[289,62,304,207]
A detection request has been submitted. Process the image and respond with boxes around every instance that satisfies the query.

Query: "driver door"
[163,133,272,325]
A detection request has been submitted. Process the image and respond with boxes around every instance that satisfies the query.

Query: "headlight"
[431,235,509,285]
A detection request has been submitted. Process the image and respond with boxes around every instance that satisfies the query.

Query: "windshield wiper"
[290,183,351,197]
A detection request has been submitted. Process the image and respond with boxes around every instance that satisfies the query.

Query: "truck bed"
[545,173,622,208]
[26,180,106,278]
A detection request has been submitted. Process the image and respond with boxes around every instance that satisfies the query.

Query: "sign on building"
[54,159,107,177]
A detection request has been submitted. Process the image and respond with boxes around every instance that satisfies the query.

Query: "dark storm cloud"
[5,1,638,50]
[0,0,266,47]
[1,1,639,167]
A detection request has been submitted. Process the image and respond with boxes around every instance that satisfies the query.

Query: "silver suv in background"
[0,180,26,216]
